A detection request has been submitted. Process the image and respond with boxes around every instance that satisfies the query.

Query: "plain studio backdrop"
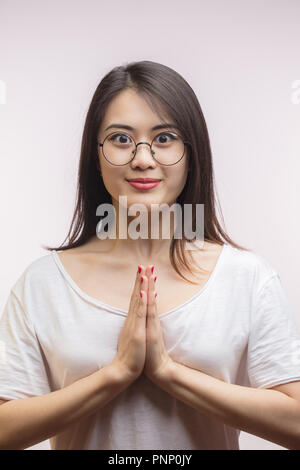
[0,0,299,450]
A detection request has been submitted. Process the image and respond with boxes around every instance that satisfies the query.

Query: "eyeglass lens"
[102,132,185,165]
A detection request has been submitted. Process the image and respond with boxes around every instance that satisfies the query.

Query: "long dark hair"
[43,60,251,283]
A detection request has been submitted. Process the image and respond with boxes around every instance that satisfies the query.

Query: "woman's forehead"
[101,90,171,130]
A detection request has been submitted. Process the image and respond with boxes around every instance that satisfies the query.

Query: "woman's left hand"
[143,266,174,383]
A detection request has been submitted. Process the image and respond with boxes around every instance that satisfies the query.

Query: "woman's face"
[97,88,189,213]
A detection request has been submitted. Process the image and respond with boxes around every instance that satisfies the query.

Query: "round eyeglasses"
[97,131,191,166]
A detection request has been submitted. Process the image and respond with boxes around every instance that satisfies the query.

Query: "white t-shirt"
[1,243,300,450]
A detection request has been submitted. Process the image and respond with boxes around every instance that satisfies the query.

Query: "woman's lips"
[127,180,161,190]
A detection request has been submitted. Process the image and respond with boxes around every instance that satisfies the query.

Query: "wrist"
[150,358,176,386]
[107,361,139,385]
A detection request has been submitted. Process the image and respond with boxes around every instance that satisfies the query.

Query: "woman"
[1,61,300,450]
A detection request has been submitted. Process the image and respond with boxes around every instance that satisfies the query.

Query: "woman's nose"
[131,143,156,166]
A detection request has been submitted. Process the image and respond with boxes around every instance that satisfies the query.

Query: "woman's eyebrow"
[104,123,180,132]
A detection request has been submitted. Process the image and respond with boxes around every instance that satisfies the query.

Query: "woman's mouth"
[126,179,161,190]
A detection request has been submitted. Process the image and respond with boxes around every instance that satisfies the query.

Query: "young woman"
[1,61,300,450]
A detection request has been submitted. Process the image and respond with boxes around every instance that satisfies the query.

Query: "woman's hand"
[111,264,173,384]
[143,265,174,383]
[110,265,148,382]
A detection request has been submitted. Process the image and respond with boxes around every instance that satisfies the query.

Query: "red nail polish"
[154,276,157,282]
[140,291,143,298]
[138,266,141,273]
[141,276,143,283]
[151,266,154,274]
[155,292,157,298]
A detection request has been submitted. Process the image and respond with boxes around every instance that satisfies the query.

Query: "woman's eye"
[108,132,178,145]
[109,133,132,144]
[155,133,178,144]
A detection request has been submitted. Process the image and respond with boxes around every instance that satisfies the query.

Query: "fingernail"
[138,266,141,273]
[155,292,157,298]
[154,276,157,282]
[140,291,143,298]
[151,266,154,274]
[141,276,143,283]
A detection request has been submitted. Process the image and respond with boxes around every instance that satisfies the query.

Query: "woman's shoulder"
[219,242,279,292]
[11,242,97,286]
[9,243,102,302]
[189,240,278,291]
[8,250,58,301]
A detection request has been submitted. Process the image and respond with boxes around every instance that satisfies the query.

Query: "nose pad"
[134,142,155,159]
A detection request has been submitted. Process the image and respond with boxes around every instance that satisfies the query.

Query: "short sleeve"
[0,290,51,400]
[247,273,300,389]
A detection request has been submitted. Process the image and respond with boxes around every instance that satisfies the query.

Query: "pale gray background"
[0,0,299,450]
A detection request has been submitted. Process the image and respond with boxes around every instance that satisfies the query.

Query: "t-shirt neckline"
[50,243,228,319]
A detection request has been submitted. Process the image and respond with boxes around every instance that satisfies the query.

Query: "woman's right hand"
[110,265,148,381]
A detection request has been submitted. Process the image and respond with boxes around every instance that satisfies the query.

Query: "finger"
[146,266,156,294]
[147,275,157,317]
[145,265,155,280]
[137,266,148,321]
[132,265,146,296]
[128,265,147,322]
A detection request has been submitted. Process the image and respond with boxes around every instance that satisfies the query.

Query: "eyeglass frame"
[97,130,192,166]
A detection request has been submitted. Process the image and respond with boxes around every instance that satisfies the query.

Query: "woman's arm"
[152,361,300,450]
[0,363,134,450]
